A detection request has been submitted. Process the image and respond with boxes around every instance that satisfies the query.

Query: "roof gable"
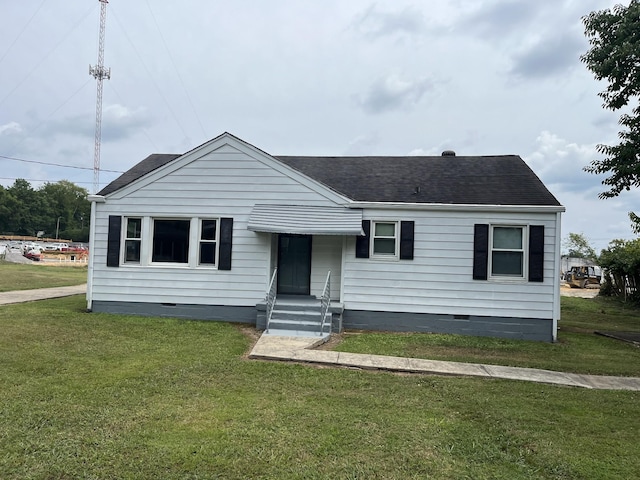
[98,132,352,205]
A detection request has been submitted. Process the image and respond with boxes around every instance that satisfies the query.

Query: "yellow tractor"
[565,266,601,289]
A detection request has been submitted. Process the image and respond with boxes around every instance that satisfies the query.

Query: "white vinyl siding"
[343,209,558,320]
[91,141,344,307]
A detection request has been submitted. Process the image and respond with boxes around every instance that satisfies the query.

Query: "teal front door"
[277,235,312,295]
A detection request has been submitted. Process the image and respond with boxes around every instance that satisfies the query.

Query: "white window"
[152,219,190,263]
[198,219,218,266]
[490,226,525,278]
[371,221,397,257]
[124,218,142,263]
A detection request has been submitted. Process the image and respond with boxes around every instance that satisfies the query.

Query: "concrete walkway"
[249,334,640,391]
[2,284,638,391]
[0,284,87,305]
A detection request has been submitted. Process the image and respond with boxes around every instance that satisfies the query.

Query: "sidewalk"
[249,334,640,391]
[3,284,639,391]
[0,284,87,305]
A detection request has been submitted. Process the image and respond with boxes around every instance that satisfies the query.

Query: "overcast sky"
[1,0,637,251]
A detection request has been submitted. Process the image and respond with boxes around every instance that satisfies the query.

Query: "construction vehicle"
[565,266,601,288]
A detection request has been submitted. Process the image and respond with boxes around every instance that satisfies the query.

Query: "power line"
[6,78,93,157]
[0,154,123,173]
[110,6,191,141]
[0,0,49,66]
[0,176,97,186]
[144,0,208,140]
[0,3,96,109]
[106,82,159,151]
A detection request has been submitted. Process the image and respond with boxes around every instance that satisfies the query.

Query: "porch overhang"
[247,204,363,235]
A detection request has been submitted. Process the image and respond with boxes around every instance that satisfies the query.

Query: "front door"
[277,235,312,295]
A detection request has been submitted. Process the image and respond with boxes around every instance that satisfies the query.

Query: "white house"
[87,132,565,341]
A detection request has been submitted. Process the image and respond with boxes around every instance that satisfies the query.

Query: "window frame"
[150,218,192,265]
[370,220,399,259]
[123,217,142,264]
[488,224,528,280]
[198,218,220,268]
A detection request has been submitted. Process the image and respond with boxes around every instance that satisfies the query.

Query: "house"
[87,132,565,341]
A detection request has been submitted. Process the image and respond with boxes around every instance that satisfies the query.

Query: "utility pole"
[89,0,111,194]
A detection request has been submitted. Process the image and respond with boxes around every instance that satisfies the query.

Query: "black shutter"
[473,224,489,280]
[399,221,414,260]
[106,215,122,267]
[528,225,545,282]
[355,220,370,258]
[218,217,233,270]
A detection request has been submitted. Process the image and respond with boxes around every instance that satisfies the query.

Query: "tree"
[599,238,640,302]
[563,232,597,260]
[581,1,640,225]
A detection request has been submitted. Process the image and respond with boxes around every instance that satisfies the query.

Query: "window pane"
[374,238,396,254]
[492,251,523,276]
[201,220,217,241]
[200,243,216,265]
[127,218,141,239]
[493,227,522,249]
[375,223,395,236]
[152,220,190,263]
[125,240,141,262]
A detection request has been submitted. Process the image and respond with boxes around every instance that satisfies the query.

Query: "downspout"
[552,211,562,342]
[86,194,105,310]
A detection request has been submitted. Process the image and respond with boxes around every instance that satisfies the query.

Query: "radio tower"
[89,0,111,194]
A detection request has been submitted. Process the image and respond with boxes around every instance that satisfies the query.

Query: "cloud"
[457,0,541,39]
[525,130,602,193]
[351,4,426,39]
[37,104,152,143]
[0,121,22,136]
[355,74,435,114]
[509,33,585,78]
[344,132,380,155]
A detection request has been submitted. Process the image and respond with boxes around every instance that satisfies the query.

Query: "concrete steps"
[266,297,330,339]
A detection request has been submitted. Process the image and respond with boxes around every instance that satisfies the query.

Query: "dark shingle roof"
[99,154,180,196]
[99,148,561,207]
[276,155,561,206]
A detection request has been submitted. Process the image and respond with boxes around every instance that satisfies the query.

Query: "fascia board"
[347,202,566,213]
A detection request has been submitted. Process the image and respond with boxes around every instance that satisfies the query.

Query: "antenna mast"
[89,0,111,194]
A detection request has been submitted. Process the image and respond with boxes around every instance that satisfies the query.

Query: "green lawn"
[1,295,639,479]
[0,261,87,292]
[331,297,640,377]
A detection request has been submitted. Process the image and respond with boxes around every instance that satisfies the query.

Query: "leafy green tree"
[563,232,597,260]
[581,1,640,226]
[599,238,640,302]
[40,180,90,240]
[6,179,50,236]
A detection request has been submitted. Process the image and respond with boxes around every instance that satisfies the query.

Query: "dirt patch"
[560,284,600,298]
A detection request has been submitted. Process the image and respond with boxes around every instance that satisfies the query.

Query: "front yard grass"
[1,295,639,479]
[0,260,87,292]
[331,296,640,377]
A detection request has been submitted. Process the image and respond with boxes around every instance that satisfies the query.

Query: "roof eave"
[347,201,565,213]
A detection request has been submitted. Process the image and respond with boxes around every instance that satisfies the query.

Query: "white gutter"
[86,195,106,310]
[552,210,562,342]
[347,201,565,213]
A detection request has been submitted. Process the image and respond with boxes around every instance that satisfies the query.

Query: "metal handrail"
[319,270,331,336]
[265,268,278,333]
